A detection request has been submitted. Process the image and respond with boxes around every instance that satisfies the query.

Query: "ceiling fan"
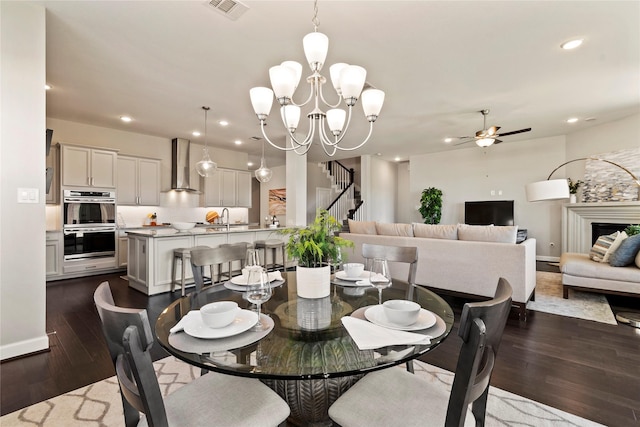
[454,109,531,147]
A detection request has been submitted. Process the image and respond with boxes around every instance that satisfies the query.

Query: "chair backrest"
[190,245,248,291]
[361,243,418,285]
[446,277,513,427]
[93,281,157,427]
[118,325,169,427]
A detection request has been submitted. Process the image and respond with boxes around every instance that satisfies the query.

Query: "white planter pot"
[570,194,577,203]
[296,265,331,299]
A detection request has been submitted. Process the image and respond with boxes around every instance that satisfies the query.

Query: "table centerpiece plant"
[278,210,354,298]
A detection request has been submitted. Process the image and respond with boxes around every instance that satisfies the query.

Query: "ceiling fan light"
[476,137,495,147]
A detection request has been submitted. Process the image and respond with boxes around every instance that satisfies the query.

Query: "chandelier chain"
[312,0,320,31]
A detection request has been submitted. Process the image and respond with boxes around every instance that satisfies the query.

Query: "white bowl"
[172,222,196,231]
[382,300,421,326]
[200,301,239,328]
[342,263,365,278]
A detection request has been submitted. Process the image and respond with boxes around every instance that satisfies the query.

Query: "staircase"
[319,161,364,230]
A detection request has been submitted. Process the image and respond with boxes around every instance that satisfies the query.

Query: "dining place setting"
[168,260,278,355]
[332,258,447,350]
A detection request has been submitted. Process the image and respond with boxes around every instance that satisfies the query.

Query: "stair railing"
[322,161,359,221]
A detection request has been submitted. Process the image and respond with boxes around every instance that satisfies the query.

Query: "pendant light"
[195,106,217,177]
[254,139,273,182]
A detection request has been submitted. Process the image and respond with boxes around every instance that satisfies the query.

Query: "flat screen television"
[464,200,514,226]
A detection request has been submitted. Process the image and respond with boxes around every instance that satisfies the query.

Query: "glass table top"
[155,272,454,380]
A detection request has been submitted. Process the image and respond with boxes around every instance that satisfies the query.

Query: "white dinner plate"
[224,279,284,292]
[183,309,258,339]
[364,305,437,331]
[335,270,371,282]
[230,271,281,286]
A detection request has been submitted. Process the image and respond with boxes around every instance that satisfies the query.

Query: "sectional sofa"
[340,221,537,319]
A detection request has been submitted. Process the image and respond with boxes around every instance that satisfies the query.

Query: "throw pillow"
[589,231,627,262]
[347,220,377,235]
[457,224,518,244]
[603,231,627,263]
[609,233,640,267]
[375,222,414,237]
[412,223,458,240]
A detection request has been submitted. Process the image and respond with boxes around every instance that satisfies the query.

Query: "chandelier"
[254,139,273,182]
[249,0,385,156]
[195,106,217,177]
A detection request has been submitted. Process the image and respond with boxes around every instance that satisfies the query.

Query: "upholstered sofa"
[559,233,640,298]
[340,221,537,319]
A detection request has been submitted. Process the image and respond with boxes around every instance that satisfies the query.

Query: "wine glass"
[369,258,392,305]
[245,266,272,331]
[246,248,260,268]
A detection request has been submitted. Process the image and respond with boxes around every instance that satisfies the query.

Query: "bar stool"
[171,246,210,296]
[218,242,252,281]
[254,239,286,272]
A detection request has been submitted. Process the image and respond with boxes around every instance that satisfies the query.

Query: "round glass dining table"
[155,272,454,425]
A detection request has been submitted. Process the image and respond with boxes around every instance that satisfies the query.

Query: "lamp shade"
[281,61,302,90]
[269,65,296,100]
[282,105,301,132]
[340,65,366,100]
[303,32,329,70]
[525,179,570,202]
[326,109,346,133]
[361,88,385,119]
[329,63,348,93]
[475,137,495,148]
[250,87,274,117]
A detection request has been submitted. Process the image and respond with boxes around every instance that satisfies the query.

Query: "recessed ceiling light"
[44,84,52,90]
[444,138,453,143]
[120,116,132,122]
[561,39,583,50]
[234,140,242,145]
[376,153,382,156]
[192,131,201,137]
[394,157,401,162]
[566,117,579,123]
[247,162,254,167]
[219,120,229,126]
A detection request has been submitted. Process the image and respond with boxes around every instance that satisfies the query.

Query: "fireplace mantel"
[562,201,640,253]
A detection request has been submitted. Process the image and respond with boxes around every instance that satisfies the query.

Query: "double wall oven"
[63,190,116,261]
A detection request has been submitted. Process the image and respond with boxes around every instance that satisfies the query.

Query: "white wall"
[0,2,49,359]
[361,155,397,223]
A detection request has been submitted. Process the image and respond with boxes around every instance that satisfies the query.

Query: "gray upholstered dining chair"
[328,277,513,427]
[361,243,418,286]
[190,245,248,292]
[93,281,290,427]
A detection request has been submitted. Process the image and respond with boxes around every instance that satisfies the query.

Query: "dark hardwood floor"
[2,263,639,426]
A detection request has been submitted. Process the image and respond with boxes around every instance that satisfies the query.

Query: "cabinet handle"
[142,244,145,254]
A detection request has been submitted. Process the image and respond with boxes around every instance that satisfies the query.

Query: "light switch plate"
[18,188,39,203]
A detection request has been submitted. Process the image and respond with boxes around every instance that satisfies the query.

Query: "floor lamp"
[525,157,640,202]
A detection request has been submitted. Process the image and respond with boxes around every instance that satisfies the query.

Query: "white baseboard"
[536,256,560,262]
[0,335,49,361]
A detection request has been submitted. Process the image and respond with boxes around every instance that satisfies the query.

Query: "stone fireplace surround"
[562,201,640,253]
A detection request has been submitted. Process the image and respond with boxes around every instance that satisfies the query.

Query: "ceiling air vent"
[206,0,249,21]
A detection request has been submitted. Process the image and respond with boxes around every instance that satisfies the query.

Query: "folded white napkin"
[169,310,199,334]
[268,271,283,282]
[341,316,431,350]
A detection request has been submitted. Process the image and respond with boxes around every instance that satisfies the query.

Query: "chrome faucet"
[221,208,230,232]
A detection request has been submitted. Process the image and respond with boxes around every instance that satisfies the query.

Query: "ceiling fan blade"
[453,138,474,146]
[493,139,503,144]
[495,127,531,137]
[487,126,500,136]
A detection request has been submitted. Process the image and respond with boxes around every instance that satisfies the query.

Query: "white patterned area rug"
[527,271,617,325]
[1,356,603,427]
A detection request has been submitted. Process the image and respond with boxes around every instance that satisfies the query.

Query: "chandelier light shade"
[195,106,217,178]
[249,0,384,156]
[254,140,273,183]
[525,157,640,202]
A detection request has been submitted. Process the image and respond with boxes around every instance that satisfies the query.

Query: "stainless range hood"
[170,138,198,192]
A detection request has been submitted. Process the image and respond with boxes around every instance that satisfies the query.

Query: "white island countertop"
[125,225,283,238]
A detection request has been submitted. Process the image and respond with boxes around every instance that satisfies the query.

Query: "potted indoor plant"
[279,210,354,298]
[567,178,582,203]
[418,187,443,224]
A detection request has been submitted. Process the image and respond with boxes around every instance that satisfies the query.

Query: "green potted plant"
[418,187,443,224]
[279,210,354,298]
[567,178,582,203]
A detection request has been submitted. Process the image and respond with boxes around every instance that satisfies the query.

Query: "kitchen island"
[126,225,286,295]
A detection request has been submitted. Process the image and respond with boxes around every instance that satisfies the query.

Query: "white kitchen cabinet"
[61,144,118,188]
[117,155,160,206]
[118,236,128,267]
[128,235,148,285]
[46,144,59,204]
[202,168,252,207]
[46,231,62,278]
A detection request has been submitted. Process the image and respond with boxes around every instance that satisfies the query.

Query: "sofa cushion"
[375,222,414,237]
[457,224,518,244]
[561,252,640,282]
[636,250,640,268]
[589,231,626,263]
[609,233,640,267]
[348,220,377,235]
[412,223,457,240]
